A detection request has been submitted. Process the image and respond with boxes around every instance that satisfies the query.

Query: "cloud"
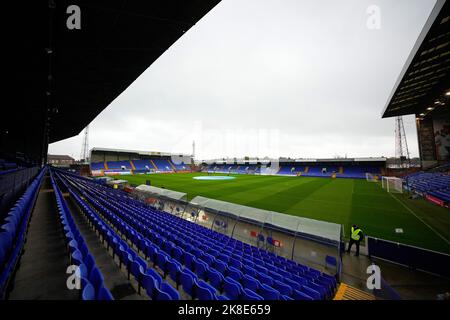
[49,0,433,160]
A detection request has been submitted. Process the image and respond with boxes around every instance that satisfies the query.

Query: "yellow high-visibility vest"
[351,227,362,241]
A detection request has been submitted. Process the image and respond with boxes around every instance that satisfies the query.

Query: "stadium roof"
[3,1,220,163]
[382,0,450,118]
[90,147,192,158]
[203,157,386,164]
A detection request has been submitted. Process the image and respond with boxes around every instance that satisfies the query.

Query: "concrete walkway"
[65,195,144,300]
[341,248,450,300]
[8,176,78,300]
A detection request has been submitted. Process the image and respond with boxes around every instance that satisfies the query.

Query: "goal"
[382,176,403,193]
[366,173,379,182]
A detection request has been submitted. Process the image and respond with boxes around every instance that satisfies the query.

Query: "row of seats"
[206,165,260,174]
[90,159,191,174]
[0,167,46,298]
[405,171,450,203]
[55,170,181,300]
[58,171,337,300]
[0,159,18,172]
[50,171,114,300]
[203,164,381,179]
[0,167,40,222]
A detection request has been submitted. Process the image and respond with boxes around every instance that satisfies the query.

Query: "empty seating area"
[0,167,41,222]
[50,171,114,300]
[132,160,154,172]
[206,165,259,174]
[406,171,450,204]
[171,162,190,171]
[90,162,106,170]
[52,169,337,300]
[152,159,174,172]
[0,159,18,172]
[203,164,381,179]
[106,161,133,170]
[0,167,46,298]
[90,158,190,175]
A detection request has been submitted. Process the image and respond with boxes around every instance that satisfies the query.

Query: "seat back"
[89,267,104,291]
[242,288,264,300]
[223,277,242,300]
[258,283,280,300]
[97,285,114,300]
[82,283,95,300]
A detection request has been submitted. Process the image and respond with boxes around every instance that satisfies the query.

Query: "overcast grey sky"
[49,0,436,160]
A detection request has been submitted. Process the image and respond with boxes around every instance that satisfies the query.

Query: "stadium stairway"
[150,160,157,170]
[7,175,79,300]
[130,161,136,171]
[333,283,376,300]
[64,193,144,300]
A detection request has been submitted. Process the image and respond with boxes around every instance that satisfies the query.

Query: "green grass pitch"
[114,173,450,253]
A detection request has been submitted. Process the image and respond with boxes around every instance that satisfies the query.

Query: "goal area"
[382,176,403,193]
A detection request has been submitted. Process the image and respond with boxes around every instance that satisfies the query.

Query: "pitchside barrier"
[367,237,450,278]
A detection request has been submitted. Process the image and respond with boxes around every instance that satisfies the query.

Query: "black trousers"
[347,239,360,256]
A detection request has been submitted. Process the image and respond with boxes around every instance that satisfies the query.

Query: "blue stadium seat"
[206,267,224,292]
[84,253,95,275]
[155,282,180,300]
[241,288,264,300]
[292,289,313,300]
[258,283,280,300]
[167,259,182,287]
[143,273,157,298]
[273,279,293,296]
[223,277,242,300]
[300,285,321,300]
[226,266,243,282]
[242,274,260,292]
[180,268,196,299]
[97,285,114,300]
[82,283,96,300]
[89,267,104,292]
[71,250,84,266]
[194,258,209,280]
[196,279,217,300]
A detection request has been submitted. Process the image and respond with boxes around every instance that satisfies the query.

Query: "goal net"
[366,173,379,182]
[382,176,403,193]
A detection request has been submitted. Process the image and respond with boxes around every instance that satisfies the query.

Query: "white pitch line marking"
[389,192,449,245]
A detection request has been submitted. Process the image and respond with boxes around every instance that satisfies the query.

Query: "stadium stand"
[0,167,46,298]
[90,162,106,171]
[0,160,18,172]
[204,163,382,179]
[106,161,133,170]
[131,160,155,173]
[171,162,190,171]
[53,169,338,300]
[90,158,191,175]
[0,167,41,222]
[405,171,450,204]
[50,171,114,300]
[152,159,175,172]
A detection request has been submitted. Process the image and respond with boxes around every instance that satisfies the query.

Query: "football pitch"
[115,173,450,253]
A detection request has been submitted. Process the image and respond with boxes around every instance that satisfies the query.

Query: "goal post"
[382,176,403,193]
